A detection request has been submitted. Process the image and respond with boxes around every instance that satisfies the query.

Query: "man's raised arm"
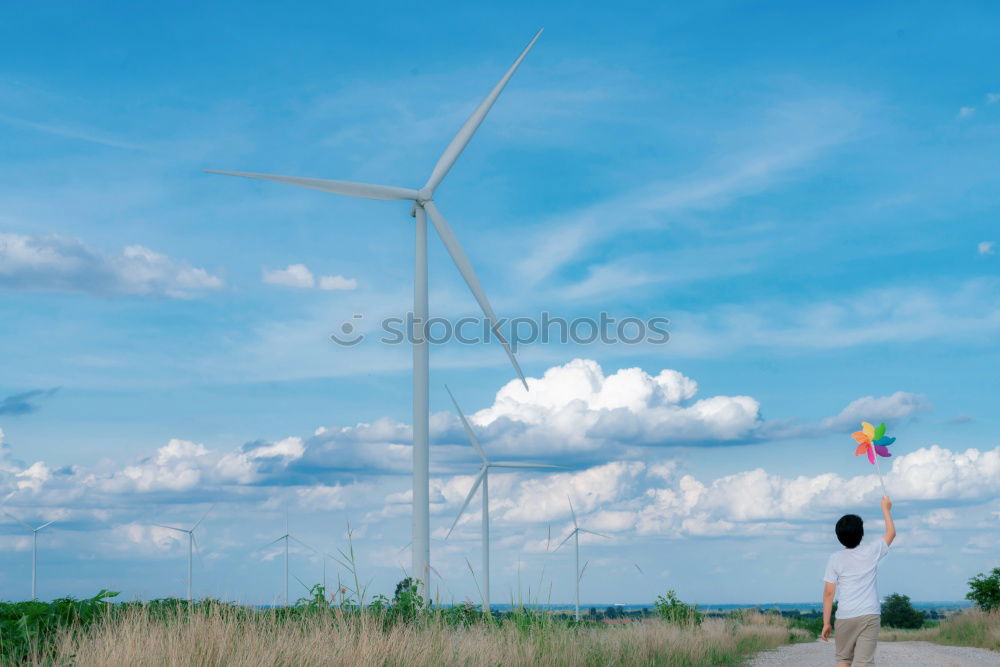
[882,496,896,546]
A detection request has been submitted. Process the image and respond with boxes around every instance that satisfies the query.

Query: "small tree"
[966,567,1000,611]
[881,593,924,629]
[653,590,703,625]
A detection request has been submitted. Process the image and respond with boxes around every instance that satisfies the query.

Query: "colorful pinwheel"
[851,421,895,464]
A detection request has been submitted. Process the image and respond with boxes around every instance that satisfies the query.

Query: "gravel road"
[746,639,999,666]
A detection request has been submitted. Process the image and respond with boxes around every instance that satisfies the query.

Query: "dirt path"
[746,639,999,666]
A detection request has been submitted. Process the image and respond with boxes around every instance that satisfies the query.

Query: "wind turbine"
[555,497,609,621]
[2,509,56,601]
[258,511,316,605]
[444,385,562,614]
[152,503,214,603]
[206,30,542,594]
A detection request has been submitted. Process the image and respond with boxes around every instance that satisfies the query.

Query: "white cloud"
[979,241,995,256]
[0,233,223,297]
[957,107,976,119]
[262,264,314,289]
[820,391,930,431]
[986,93,1000,105]
[262,264,358,291]
[318,274,358,291]
[463,359,762,456]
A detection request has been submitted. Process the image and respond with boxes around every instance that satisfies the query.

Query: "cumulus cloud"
[979,241,996,256]
[262,264,357,290]
[461,359,764,456]
[820,391,930,431]
[957,106,976,119]
[263,264,314,288]
[0,233,223,297]
[632,445,1000,538]
[319,275,358,290]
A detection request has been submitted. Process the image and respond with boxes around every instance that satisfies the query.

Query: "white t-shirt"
[823,538,890,619]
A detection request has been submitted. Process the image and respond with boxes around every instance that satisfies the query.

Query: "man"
[821,495,896,667]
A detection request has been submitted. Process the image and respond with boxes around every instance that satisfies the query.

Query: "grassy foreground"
[3,600,808,666]
[879,609,1000,652]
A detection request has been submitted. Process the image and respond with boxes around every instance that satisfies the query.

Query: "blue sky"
[1,1,998,605]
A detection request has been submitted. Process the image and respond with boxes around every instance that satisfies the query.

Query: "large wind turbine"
[555,497,609,621]
[444,385,561,614]
[3,509,56,601]
[152,504,214,603]
[206,30,542,594]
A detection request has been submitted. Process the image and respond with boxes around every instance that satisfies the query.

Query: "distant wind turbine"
[258,511,316,605]
[152,504,214,603]
[555,497,609,621]
[444,385,562,614]
[2,509,56,601]
[206,29,543,593]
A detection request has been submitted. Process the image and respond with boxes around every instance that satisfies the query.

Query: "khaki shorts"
[834,614,880,666]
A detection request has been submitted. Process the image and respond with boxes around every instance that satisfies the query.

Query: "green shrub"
[881,593,925,629]
[966,567,1000,612]
[653,589,703,625]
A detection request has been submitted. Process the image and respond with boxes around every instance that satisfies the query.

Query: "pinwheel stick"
[873,454,888,497]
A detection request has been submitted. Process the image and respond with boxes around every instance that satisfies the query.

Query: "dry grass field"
[34,606,808,667]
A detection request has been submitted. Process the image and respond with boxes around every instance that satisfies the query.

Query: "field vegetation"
[0,586,808,666]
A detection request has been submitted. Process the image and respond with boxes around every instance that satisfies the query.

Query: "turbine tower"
[152,503,214,603]
[555,497,609,621]
[206,30,542,594]
[444,385,562,614]
[3,510,56,601]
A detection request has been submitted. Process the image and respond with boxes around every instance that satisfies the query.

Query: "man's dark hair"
[836,514,864,548]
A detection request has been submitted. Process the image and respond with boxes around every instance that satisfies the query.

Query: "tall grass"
[37,606,806,666]
[879,608,1000,651]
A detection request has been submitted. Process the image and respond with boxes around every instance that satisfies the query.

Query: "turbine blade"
[35,520,57,532]
[490,462,565,469]
[446,469,487,539]
[423,29,543,192]
[190,503,215,532]
[152,523,188,534]
[555,529,578,551]
[423,201,527,390]
[578,560,590,582]
[204,170,419,201]
[567,496,578,530]
[444,385,488,464]
[289,535,320,555]
[293,574,311,593]
[192,533,206,570]
[546,524,551,552]
[634,563,645,576]
[257,534,287,551]
[2,509,33,532]
[579,528,611,539]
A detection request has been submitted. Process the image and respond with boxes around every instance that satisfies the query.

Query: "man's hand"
[881,495,892,512]
[821,623,832,641]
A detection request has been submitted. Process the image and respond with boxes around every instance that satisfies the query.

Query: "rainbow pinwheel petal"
[851,432,871,445]
[866,446,875,464]
[873,436,895,446]
[861,422,875,439]
[874,422,887,440]
[873,445,892,458]
[854,442,870,456]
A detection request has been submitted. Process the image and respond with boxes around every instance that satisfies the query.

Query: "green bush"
[966,567,1000,612]
[881,593,925,629]
[653,590,703,625]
